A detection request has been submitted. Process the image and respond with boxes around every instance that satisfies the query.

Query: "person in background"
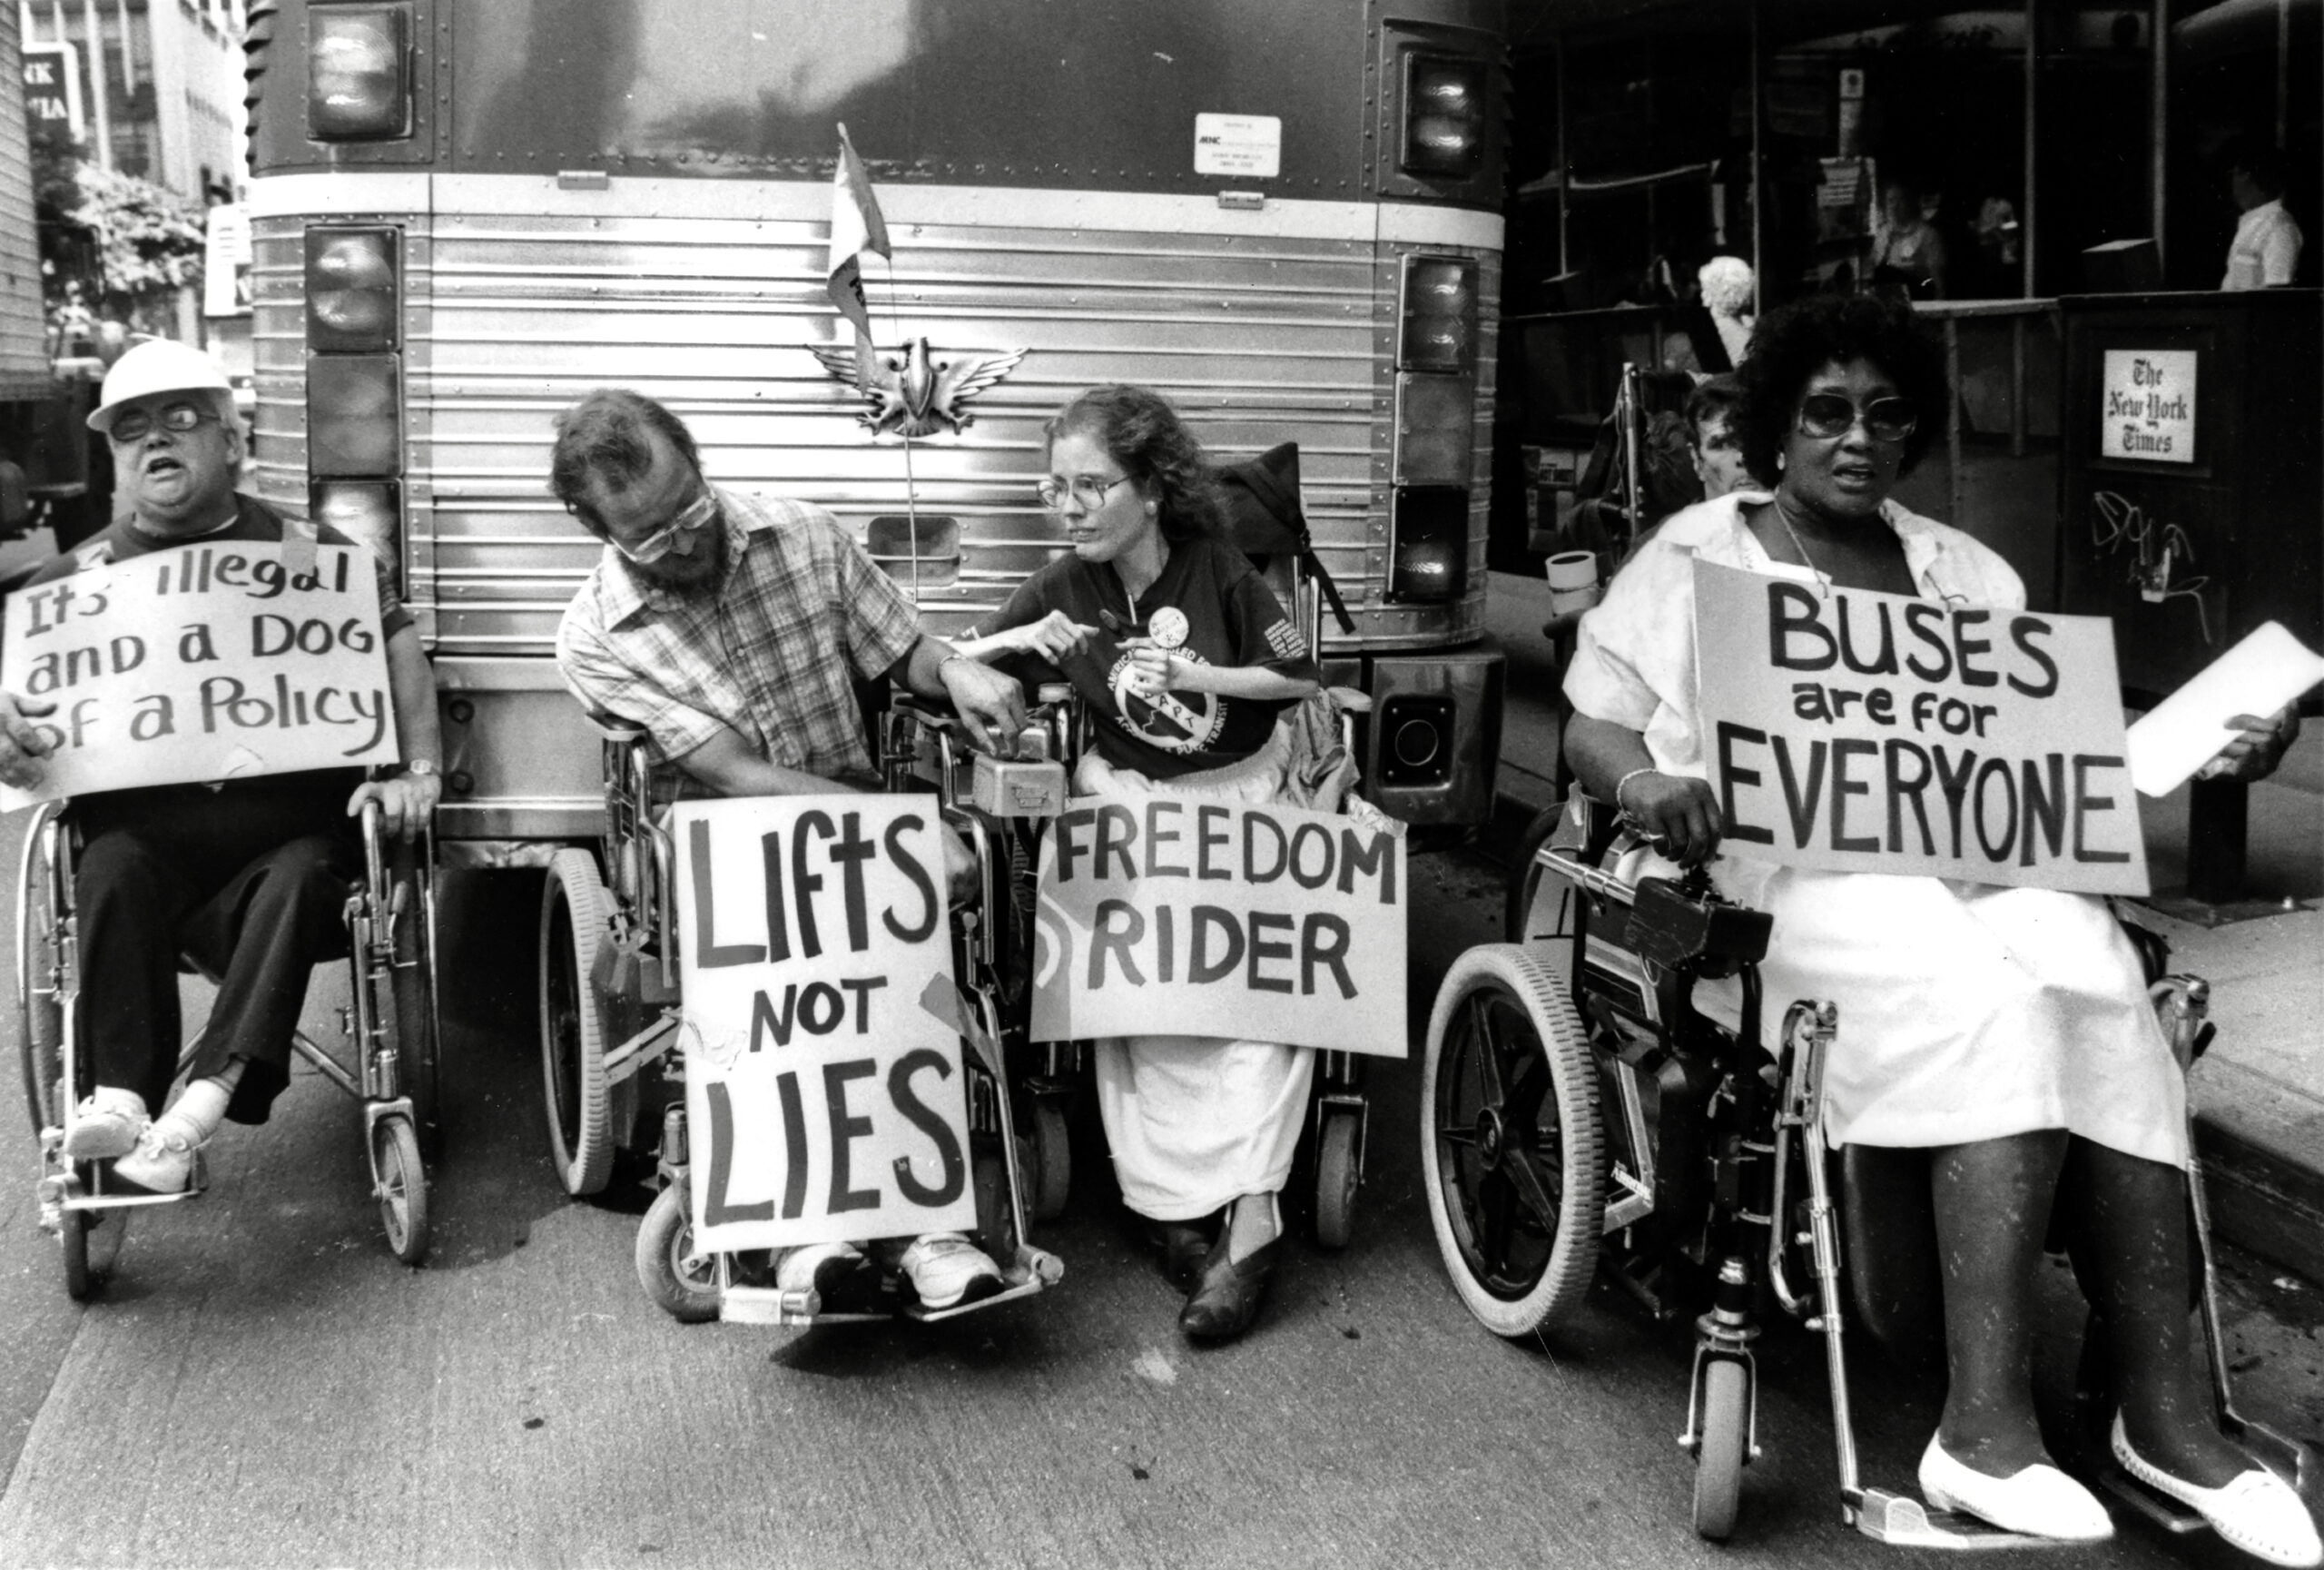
[1697,256,1757,370]
[551,387,1028,1313]
[950,385,1322,1343]
[1870,181,1948,301]
[0,340,442,1194]
[2222,143,2303,291]
[1685,375,1751,501]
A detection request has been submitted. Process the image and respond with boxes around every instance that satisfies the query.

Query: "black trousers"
[72,772,361,1125]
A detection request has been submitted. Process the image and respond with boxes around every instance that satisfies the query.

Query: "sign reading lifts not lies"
[1030,795,1409,1057]
[674,796,980,1254]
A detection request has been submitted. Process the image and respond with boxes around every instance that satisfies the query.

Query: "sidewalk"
[1484,569,2324,1284]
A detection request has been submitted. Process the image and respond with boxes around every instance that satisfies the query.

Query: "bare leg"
[1931,1129,2068,1474]
[2061,1138,2253,1487]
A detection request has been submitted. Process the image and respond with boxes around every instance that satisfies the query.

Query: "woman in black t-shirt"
[954,386,1319,1342]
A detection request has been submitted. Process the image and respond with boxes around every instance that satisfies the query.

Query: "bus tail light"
[1401,255,1476,374]
[307,355,401,477]
[305,228,399,352]
[312,479,403,564]
[1395,372,1474,487]
[309,5,411,142]
[1401,54,1485,178]
[1389,486,1469,604]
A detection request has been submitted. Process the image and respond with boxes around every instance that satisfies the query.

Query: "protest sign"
[675,796,980,1253]
[0,543,399,811]
[1030,795,1408,1056]
[1694,559,2147,894]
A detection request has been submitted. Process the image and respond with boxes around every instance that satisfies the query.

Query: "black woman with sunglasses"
[1562,294,2317,1562]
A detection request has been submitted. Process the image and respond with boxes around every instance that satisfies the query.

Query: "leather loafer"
[2112,1415,2323,1567]
[1156,1219,1215,1294]
[1918,1435,2113,1542]
[1177,1233,1282,1342]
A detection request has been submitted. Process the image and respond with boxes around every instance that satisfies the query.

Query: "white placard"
[0,543,399,810]
[2100,349,2197,464]
[1194,114,1282,179]
[203,204,253,319]
[2127,623,2324,795]
[1030,795,1408,1056]
[675,797,980,1253]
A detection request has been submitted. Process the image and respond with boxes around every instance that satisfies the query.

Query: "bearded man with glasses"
[550,387,1032,1312]
[0,339,443,1193]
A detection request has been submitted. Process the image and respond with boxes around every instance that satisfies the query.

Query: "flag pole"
[881,252,923,597]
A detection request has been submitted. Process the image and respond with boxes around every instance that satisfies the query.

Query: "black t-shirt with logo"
[972,534,1318,781]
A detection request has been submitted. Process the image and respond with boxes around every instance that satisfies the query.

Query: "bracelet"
[1611,766,1658,815]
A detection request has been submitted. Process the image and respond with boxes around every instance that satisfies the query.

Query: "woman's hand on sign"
[1012,611,1098,662]
[1621,770,1726,867]
[2199,706,2301,784]
[348,767,442,842]
[0,692,56,790]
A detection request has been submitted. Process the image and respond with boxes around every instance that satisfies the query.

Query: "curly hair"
[547,388,703,530]
[1731,293,1948,485]
[1045,385,1226,543]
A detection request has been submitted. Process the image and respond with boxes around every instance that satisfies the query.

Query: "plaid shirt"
[556,488,920,781]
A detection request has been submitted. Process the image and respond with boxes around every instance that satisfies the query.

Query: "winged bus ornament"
[810,337,1027,439]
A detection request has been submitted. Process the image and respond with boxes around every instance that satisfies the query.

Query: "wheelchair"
[535,691,1076,1327]
[1422,791,2315,1545]
[18,792,442,1295]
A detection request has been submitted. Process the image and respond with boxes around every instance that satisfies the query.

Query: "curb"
[1483,785,2324,1288]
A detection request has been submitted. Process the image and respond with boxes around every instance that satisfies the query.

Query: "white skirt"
[1694,855,2188,1167]
[1077,735,1316,1220]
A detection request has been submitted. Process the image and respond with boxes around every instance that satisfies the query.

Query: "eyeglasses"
[1797,393,1917,443]
[109,401,222,443]
[608,489,718,565]
[1035,473,1135,513]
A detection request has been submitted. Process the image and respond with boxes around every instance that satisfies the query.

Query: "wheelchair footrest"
[1853,1489,2082,1550]
[2092,1463,2212,1535]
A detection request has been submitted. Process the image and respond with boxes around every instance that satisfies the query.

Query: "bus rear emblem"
[810,337,1026,439]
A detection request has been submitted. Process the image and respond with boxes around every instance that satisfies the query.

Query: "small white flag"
[828,123,891,389]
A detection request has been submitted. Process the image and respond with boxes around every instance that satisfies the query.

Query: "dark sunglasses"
[1797,393,1917,443]
[110,401,222,443]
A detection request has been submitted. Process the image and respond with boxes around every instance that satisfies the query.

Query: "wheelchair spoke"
[1503,1142,1563,1232]
[1465,992,1508,1112]
[1475,1166,1517,1265]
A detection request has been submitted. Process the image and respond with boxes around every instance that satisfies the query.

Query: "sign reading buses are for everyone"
[674,797,979,1253]
[0,543,399,812]
[1030,796,1408,1056]
[1693,560,2148,894]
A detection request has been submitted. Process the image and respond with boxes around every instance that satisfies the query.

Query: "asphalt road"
[0,811,2319,1567]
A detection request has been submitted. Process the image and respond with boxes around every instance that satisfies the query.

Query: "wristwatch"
[403,759,439,778]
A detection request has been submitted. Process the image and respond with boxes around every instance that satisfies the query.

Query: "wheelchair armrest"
[1624,875,1772,971]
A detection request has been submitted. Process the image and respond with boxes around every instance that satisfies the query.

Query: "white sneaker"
[2112,1416,2323,1567]
[773,1240,866,1297]
[897,1233,1002,1309]
[111,1119,204,1195]
[1918,1435,2113,1542]
[61,1087,149,1160]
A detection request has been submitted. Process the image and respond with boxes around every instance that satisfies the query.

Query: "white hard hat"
[87,339,237,435]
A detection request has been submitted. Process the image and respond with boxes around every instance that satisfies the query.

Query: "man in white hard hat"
[0,339,442,1192]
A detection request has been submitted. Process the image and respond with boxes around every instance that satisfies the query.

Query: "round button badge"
[1148,607,1189,649]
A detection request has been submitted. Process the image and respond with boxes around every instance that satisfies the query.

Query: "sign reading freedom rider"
[1031,796,1408,1056]
[0,542,399,811]
[1693,560,2148,894]
[674,797,980,1253]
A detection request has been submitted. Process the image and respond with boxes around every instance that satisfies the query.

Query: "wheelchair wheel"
[1691,1358,1749,1540]
[636,1183,720,1323]
[1026,1101,1070,1224]
[538,849,613,1198]
[372,1114,428,1265]
[390,846,443,1158]
[16,804,65,1139]
[1421,944,1604,1338]
[1313,1109,1361,1251]
[60,1210,93,1300]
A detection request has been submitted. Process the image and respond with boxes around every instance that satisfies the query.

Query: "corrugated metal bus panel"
[252,202,1497,667]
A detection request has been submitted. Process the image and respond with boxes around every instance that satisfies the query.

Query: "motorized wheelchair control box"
[1621,876,1773,978]
[970,724,1067,819]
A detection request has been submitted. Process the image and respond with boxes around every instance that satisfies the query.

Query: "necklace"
[1768,495,1829,595]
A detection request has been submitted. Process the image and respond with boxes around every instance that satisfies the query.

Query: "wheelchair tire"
[60,1210,93,1300]
[390,846,443,1159]
[1027,1101,1070,1224]
[1421,944,1604,1338]
[538,849,613,1198]
[1691,1357,1749,1540]
[636,1182,720,1323]
[1312,1110,1361,1251]
[16,804,65,1140]
[372,1115,428,1265]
